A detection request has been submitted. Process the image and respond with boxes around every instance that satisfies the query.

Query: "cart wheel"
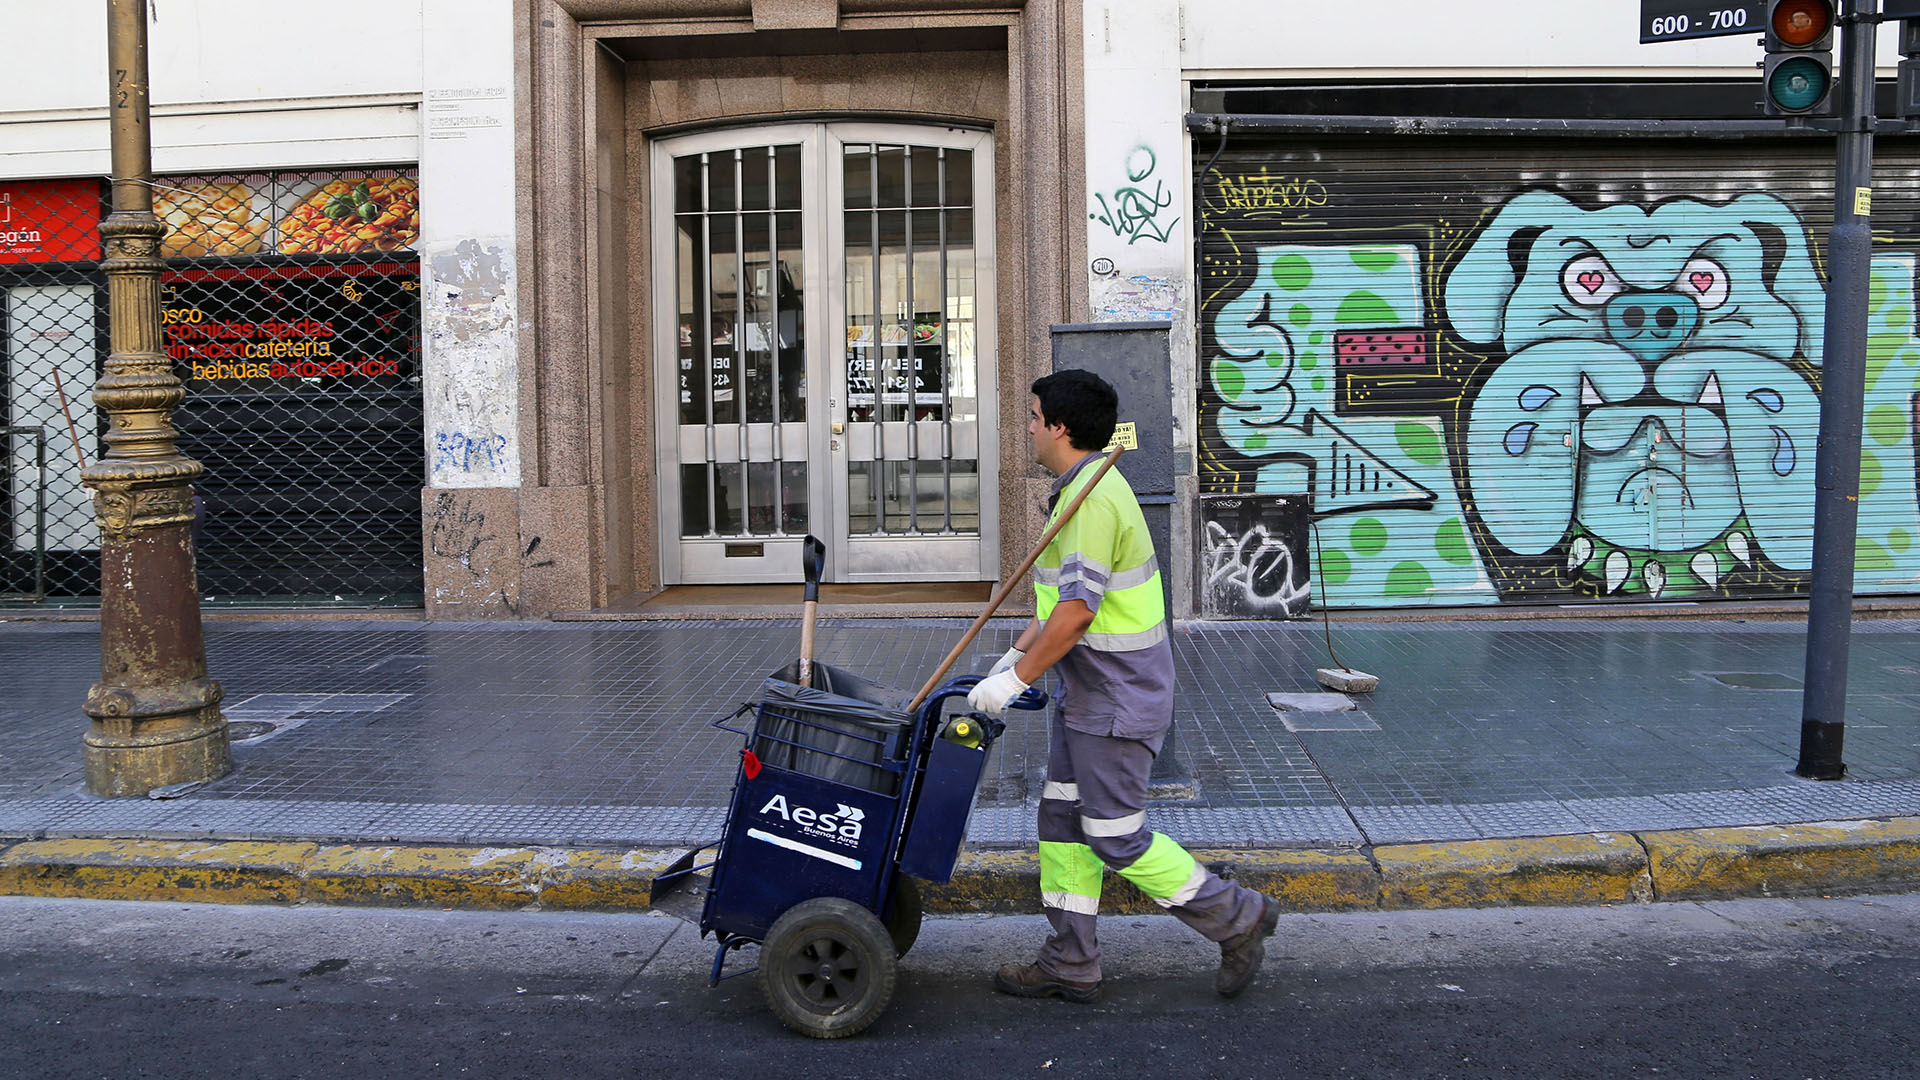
[760,897,897,1039]
[883,875,924,958]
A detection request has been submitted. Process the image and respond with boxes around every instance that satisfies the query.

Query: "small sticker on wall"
[1855,186,1872,216]
[1108,421,1138,451]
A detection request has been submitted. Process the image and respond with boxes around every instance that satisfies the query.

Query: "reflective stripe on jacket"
[1034,454,1167,651]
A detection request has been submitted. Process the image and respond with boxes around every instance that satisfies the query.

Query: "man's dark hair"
[1032,369,1118,451]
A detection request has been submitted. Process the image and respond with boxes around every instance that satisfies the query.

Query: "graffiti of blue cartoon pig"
[1441,188,1827,589]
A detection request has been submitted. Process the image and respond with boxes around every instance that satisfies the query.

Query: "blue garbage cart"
[651,659,1044,1038]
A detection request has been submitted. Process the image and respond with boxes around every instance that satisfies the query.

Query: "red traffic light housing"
[1763,0,1835,116]
[1771,0,1833,47]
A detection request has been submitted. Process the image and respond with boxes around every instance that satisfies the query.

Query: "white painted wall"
[419,0,520,491]
[0,1,423,179]
[1083,0,1196,455]
[1085,0,1189,299]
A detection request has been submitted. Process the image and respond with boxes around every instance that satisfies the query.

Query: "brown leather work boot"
[993,961,1101,1003]
[1215,894,1280,998]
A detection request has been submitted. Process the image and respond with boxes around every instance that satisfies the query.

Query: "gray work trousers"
[1035,717,1265,982]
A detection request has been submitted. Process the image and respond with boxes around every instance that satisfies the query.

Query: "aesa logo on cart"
[758,794,865,845]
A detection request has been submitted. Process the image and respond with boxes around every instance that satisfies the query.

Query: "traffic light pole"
[1797,0,1878,780]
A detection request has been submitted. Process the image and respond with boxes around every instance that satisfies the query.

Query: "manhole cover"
[226,721,278,741]
[1701,672,1803,691]
[1267,691,1377,731]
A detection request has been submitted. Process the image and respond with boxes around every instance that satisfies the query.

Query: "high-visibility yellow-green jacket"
[1035,451,1173,740]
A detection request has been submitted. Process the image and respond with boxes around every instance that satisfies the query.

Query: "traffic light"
[1899,19,1920,119]
[1763,0,1835,116]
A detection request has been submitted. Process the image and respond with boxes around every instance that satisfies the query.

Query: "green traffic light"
[1768,56,1829,112]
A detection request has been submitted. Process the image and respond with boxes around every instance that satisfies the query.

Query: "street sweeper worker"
[967,368,1279,1002]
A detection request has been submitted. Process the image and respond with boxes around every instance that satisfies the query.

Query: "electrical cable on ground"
[1309,518,1351,672]
[1309,518,1380,693]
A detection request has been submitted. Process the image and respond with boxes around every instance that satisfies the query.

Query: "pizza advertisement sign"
[0,170,417,265]
[154,168,419,258]
[0,179,103,265]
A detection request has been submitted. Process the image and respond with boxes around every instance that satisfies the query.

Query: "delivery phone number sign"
[1641,0,1761,42]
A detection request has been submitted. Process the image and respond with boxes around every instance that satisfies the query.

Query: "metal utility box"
[1050,321,1178,616]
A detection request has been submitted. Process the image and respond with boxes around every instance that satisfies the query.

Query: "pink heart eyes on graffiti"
[1680,257,1730,309]
[1558,253,1730,310]
[1561,254,1624,307]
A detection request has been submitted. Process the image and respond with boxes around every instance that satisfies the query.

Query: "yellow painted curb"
[537,848,683,911]
[1642,818,1920,901]
[926,850,1040,913]
[0,838,316,904]
[302,845,542,909]
[1192,848,1378,912]
[1376,833,1652,909]
[1,821,1912,915]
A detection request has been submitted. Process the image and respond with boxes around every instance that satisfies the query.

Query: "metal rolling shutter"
[167,259,424,603]
[1,169,424,606]
[1196,135,1920,611]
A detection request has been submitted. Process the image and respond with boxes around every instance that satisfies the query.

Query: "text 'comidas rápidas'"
[164,308,392,379]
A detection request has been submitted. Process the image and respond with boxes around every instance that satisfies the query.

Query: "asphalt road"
[2,893,1916,1079]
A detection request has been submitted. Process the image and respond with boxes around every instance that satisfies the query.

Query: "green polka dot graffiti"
[1200,180,1920,612]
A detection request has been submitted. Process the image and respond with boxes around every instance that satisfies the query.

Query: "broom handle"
[907,444,1125,711]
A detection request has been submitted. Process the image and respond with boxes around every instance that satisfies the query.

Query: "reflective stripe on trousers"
[1033,718,1266,982]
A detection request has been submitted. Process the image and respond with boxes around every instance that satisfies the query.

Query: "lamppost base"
[82,679,230,797]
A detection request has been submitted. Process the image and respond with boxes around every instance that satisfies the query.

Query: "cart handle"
[926,675,1048,716]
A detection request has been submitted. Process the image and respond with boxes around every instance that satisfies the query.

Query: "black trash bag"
[753,661,914,795]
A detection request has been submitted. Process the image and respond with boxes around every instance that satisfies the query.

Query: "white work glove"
[988,647,1025,677]
[967,667,1030,717]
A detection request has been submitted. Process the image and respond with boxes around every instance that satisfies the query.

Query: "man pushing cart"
[968,369,1280,1004]
[653,370,1277,1038]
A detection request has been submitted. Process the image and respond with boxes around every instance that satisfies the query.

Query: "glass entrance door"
[653,124,997,584]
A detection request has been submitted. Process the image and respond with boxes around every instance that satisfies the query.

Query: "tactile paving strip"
[0,798,729,847]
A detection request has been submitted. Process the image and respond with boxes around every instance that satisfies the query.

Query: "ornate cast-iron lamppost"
[82,0,228,795]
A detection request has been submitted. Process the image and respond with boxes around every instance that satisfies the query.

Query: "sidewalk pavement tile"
[1,616,1917,855]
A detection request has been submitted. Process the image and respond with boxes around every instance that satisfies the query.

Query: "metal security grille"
[672,143,810,540]
[658,124,996,586]
[1,168,424,605]
[841,140,983,538]
[1195,135,1920,612]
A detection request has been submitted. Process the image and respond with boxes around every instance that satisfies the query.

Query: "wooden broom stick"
[907,444,1125,710]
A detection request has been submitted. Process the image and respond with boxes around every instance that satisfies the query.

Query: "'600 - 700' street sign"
[1640,0,1762,42]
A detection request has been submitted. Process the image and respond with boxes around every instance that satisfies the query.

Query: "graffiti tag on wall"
[1200,494,1312,618]
[1199,170,1920,611]
[1091,146,1180,245]
[1213,169,1328,223]
[434,430,510,473]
